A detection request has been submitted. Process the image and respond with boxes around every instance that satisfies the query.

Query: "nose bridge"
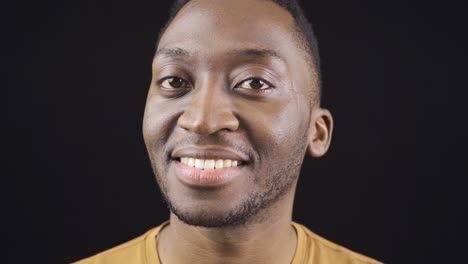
[178,77,239,134]
[196,77,220,115]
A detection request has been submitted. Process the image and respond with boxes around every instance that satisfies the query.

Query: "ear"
[306,107,334,158]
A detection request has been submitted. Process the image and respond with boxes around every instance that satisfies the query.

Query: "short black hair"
[156,0,322,100]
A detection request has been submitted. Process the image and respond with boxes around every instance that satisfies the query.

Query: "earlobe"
[306,108,333,158]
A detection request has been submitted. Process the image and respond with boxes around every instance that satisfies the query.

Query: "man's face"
[143,0,319,227]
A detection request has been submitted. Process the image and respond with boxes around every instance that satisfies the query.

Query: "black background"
[6,0,467,263]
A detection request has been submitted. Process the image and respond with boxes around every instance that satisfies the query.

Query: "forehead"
[157,0,298,61]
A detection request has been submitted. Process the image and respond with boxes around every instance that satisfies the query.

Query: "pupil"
[169,78,183,88]
[249,79,263,89]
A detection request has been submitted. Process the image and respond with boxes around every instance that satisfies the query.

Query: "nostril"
[177,111,239,135]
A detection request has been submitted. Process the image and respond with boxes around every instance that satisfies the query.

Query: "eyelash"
[234,77,274,90]
[157,76,191,90]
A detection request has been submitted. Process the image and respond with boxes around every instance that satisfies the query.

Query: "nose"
[177,80,239,135]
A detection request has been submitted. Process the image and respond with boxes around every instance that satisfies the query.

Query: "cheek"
[142,95,180,154]
[142,100,159,147]
[237,98,310,162]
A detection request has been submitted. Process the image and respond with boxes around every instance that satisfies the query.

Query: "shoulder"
[72,223,166,264]
[292,222,382,264]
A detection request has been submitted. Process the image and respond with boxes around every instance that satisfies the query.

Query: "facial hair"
[148,132,308,228]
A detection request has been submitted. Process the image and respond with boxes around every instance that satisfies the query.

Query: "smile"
[171,145,250,186]
[178,157,243,170]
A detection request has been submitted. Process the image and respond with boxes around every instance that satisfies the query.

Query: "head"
[143,0,333,228]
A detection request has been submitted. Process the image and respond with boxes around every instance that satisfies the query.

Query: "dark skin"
[143,0,333,263]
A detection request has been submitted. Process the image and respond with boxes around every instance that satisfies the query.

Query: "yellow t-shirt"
[73,222,381,264]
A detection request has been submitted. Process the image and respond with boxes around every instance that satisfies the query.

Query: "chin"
[166,195,263,228]
[174,212,243,228]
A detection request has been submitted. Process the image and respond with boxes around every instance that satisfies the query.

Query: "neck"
[157,189,297,264]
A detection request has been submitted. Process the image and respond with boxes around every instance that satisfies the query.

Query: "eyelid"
[154,64,192,86]
[157,75,176,84]
[232,65,280,87]
[234,77,275,90]
[157,76,192,91]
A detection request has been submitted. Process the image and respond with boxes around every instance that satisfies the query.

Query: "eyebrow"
[155,47,190,58]
[154,47,284,62]
[236,48,283,62]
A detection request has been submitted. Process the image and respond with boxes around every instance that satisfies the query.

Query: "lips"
[170,145,250,186]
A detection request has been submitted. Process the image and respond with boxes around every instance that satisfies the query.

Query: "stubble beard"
[148,132,308,228]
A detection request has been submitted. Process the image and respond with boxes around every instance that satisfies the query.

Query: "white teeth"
[215,159,224,169]
[179,157,241,170]
[195,159,204,169]
[204,160,215,170]
[187,158,195,167]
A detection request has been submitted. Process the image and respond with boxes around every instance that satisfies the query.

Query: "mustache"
[163,133,255,160]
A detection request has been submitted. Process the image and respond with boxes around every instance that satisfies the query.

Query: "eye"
[160,77,188,89]
[235,78,272,90]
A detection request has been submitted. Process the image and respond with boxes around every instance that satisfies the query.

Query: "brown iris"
[166,77,184,88]
[247,79,264,89]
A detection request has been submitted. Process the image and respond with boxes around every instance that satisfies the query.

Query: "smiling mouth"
[172,157,247,186]
[171,145,250,171]
[176,157,244,170]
